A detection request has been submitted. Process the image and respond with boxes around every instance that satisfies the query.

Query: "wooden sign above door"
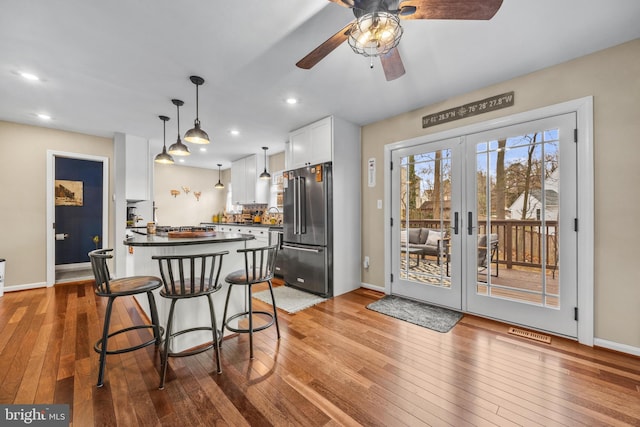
[422,91,514,129]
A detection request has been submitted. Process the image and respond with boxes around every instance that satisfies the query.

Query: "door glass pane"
[475,130,560,307]
[399,149,452,288]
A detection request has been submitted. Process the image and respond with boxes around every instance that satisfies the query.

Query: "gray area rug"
[253,286,328,314]
[367,295,463,333]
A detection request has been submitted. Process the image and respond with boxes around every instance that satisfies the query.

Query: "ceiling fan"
[296,0,503,81]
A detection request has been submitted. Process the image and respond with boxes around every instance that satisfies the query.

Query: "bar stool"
[153,251,228,389]
[88,249,163,388]
[222,245,280,359]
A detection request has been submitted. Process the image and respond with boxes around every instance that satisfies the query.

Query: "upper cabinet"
[287,116,332,169]
[231,154,269,205]
[115,133,151,201]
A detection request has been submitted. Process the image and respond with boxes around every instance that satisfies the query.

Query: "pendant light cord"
[195,85,199,123]
[176,103,180,136]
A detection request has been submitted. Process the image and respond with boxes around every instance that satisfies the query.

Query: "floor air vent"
[508,327,551,344]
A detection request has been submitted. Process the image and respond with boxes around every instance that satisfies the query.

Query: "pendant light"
[214,163,224,189]
[184,75,210,144]
[154,115,174,164]
[168,99,190,156]
[259,146,271,180]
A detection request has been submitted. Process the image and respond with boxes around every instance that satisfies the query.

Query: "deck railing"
[404,219,558,270]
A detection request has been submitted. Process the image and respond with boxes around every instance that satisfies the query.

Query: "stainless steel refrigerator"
[281,162,333,297]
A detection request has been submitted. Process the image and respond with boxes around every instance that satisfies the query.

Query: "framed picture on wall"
[55,180,83,206]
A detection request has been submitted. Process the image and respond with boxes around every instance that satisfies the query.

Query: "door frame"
[46,150,109,286]
[384,96,594,345]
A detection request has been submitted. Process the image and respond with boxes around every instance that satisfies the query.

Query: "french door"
[391,137,463,309]
[391,113,578,337]
[465,113,577,337]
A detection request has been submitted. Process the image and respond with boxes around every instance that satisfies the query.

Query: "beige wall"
[0,121,113,287]
[152,151,284,225]
[153,164,228,226]
[361,38,640,347]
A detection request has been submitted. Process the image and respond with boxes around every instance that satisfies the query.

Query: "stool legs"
[97,296,116,387]
[266,280,281,340]
[160,296,222,389]
[206,294,222,375]
[147,291,162,345]
[96,294,163,388]
[222,282,281,360]
[159,299,178,390]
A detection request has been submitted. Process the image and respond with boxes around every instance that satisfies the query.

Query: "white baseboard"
[594,338,640,357]
[55,262,91,272]
[361,282,385,293]
[3,281,48,294]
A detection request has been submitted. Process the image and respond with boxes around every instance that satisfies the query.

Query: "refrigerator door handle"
[299,176,306,234]
[282,244,323,253]
[293,176,299,235]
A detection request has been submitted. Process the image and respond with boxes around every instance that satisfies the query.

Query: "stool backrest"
[88,248,114,294]
[153,251,228,295]
[237,245,278,284]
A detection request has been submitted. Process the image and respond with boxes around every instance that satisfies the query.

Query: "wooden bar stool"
[153,251,228,389]
[222,245,280,359]
[88,249,163,388]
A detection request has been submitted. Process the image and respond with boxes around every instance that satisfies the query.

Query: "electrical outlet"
[363,256,370,269]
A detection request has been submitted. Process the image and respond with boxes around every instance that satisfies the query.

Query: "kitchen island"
[124,231,255,352]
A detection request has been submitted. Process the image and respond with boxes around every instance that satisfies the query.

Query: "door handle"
[467,212,474,235]
[282,245,322,253]
[452,212,459,235]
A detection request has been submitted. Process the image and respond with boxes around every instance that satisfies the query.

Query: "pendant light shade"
[259,146,271,180]
[184,75,210,144]
[154,115,174,164]
[214,163,224,189]
[168,99,190,156]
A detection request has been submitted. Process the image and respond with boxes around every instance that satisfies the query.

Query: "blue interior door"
[55,157,104,265]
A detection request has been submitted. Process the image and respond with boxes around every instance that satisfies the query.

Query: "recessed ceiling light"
[200,147,207,152]
[179,158,185,163]
[20,72,39,81]
[285,97,298,105]
[37,114,51,120]
[230,129,239,136]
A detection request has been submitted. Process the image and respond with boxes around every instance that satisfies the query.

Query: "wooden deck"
[1,281,640,425]
[401,255,560,307]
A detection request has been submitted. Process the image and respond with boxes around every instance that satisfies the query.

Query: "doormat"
[366,295,463,333]
[253,286,328,314]
[508,327,552,343]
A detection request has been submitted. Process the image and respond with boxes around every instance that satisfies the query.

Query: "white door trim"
[384,96,593,346]
[46,150,110,287]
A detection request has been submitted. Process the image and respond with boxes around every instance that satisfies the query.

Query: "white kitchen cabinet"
[285,115,362,297]
[287,116,332,169]
[220,224,268,248]
[231,154,268,205]
[124,135,150,201]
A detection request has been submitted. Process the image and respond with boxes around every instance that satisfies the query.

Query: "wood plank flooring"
[1,282,639,426]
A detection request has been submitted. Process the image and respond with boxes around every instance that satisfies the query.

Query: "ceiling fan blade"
[328,0,355,7]
[399,0,503,20]
[380,48,406,81]
[296,20,355,70]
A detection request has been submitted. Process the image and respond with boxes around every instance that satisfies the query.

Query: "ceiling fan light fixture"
[214,163,224,189]
[348,11,403,57]
[168,99,190,156]
[154,115,174,164]
[184,75,210,144]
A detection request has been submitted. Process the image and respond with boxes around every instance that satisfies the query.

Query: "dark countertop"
[200,222,277,228]
[123,232,255,247]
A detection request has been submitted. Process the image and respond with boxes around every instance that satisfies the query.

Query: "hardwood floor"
[1,281,639,426]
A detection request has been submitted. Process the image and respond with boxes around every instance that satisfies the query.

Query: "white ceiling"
[1,1,639,169]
